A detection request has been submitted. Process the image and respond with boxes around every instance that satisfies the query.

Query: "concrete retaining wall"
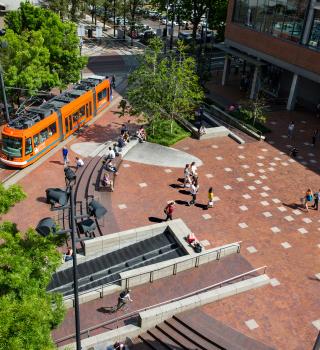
[199,125,229,140]
[139,274,270,330]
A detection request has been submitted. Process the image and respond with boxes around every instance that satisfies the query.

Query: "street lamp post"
[164,0,169,54]
[0,41,10,123]
[113,0,116,37]
[169,2,175,51]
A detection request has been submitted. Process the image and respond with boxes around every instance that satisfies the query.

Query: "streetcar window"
[2,135,22,157]
[33,134,40,147]
[89,102,92,116]
[80,106,85,116]
[107,87,110,101]
[40,128,48,143]
[98,89,107,101]
[25,138,33,155]
[48,122,56,136]
[65,117,69,133]
[85,104,89,117]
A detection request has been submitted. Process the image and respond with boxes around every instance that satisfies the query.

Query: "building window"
[233,0,307,43]
[308,10,320,50]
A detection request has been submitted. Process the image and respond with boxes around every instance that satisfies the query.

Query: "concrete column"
[302,0,316,45]
[222,56,231,86]
[287,73,299,111]
[250,66,259,99]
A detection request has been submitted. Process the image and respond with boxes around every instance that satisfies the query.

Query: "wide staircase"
[132,310,275,350]
[48,230,186,296]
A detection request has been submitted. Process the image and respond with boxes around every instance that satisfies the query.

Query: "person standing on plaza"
[312,129,318,147]
[164,201,175,221]
[190,161,198,177]
[62,146,69,166]
[115,288,132,311]
[189,178,199,206]
[312,189,319,210]
[183,164,191,188]
[304,189,313,212]
[75,157,84,169]
[207,187,214,208]
[111,74,116,88]
[288,121,295,141]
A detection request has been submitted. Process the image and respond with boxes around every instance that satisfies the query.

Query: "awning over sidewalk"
[214,43,266,67]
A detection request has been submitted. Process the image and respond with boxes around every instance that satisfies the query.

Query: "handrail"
[62,241,242,300]
[55,265,267,345]
[202,102,264,140]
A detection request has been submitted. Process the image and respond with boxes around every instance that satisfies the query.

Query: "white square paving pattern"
[200,239,210,247]
[260,175,268,179]
[238,222,248,228]
[260,192,269,197]
[277,206,287,212]
[118,204,127,209]
[212,196,220,202]
[122,163,131,168]
[262,186,271,191]
[238,155,245,159]
[258,169,266,173]
[245,319,259,330]
[284,215,294,222]
[248,186,256,190]
[271,226,281,233]
[274,157,281,161]
[241,165,250,169]
[254,180,262,184]
[239,205,248,211]
[302,218,312,224]
[268,140,275,144]
[139,183,148,188]
[308,153,315,157]
[310,159,317,163]
[281,135,287,138]
[202,214,212,220]
[164,169,172,173]
[263,212,272,217]
[261,148,268,152]
[288,159,296,163]
[237,177,245,182]
[247,172,255,177]
[257,155,265,159]
[272,198,281,203]
[205,174,214,178]
[216,156,223,160]
[260,201,270,206]
[270,121,277,125]
[238,145,245,149]
[182,146,190,150]
[257,163,264,166]
[269,162,276,166]
[298,227,308,234]
[268,167,275,171]
[247,246,257,253]
[211,145,219,149]
[224,185,232,190]
[292,209,302,215]
[312,320,320,331]
[281,242,292,249]
[281,162,289,166]
[224,168,232,172]
[314,273,320,280]
[243,194,252,199]
[270,278,280,287]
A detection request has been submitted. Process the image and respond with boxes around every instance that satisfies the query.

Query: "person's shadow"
[195,203,208,210]
[148,217,163,223]
[97,306,115,314]
[175,199,189,206]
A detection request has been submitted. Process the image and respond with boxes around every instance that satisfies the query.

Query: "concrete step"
[139,332,169,350]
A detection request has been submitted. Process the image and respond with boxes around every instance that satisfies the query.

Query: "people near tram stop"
[136,126,147,143]
[111,74,116,88]
[312,129,318,147]
[198,122,206,137]
[288,121,295,140]
[75,157,84,169]
[312,190,319,211]
[105,147,115,164]
[116,288,132,311]
[102,172,114,191]
[164,201,175,221]
[63,247,73,262]
[117,135,126,150]
[113,341,125,350]
[62,146,69,166]
[105,160,118,174]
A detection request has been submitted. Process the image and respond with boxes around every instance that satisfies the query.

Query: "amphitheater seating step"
[138,332,169,350]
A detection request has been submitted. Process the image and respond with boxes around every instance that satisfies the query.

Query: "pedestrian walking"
[75,157,84,169]
[164,201,175,221]
[304,189,313,212]
[207,187,214,208]
[190,161,198,177]
[111,75,116,88]
[288,121,295,141]
[183,164,191,188]
[115,288,132,311]
[62,146,69,166]
[189,178,199,206]
[312,189,319,210]
[312,129,318,147]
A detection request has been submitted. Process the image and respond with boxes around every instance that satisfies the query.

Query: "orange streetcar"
[0,76,111,168]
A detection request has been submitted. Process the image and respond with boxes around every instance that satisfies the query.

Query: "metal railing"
[55,264,267,345]
[63,241,242,301]
[202,102,264,140]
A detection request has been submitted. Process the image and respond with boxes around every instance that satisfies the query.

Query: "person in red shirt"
[164,201,175,221]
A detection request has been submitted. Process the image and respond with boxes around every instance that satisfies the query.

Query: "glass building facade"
[233,0,307,43]
[308,10,320,49]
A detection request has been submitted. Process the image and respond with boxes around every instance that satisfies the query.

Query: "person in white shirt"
[75,157,84,168]
[190,162,198,177]
[189,178,199,206]
[105,147,115,164]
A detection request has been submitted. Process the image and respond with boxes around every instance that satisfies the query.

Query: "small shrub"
[0,184,26,215]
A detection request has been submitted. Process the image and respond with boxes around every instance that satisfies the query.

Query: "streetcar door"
[25,137,33,156]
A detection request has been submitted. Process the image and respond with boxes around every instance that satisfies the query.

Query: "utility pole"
[113,0,116,37]
[123,0,126,40]
[164,0,169,54]
[169,2,175,51]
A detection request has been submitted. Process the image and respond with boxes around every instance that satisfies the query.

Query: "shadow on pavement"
[148,216,163,223]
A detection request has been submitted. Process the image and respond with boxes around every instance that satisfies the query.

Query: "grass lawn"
[147,119,191,146]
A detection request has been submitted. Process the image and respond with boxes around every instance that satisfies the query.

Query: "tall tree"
[0,222,65,350]
[2,2,87,95]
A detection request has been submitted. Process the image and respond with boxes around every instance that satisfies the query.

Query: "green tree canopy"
[0,222,65,350]
[1,2,87,97]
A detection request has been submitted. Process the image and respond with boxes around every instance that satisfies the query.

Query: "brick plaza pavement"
[2,79,320,349]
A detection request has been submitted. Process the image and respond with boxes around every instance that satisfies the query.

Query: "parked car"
[140,30,156,44]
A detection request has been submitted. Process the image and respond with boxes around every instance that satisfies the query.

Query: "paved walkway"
[2,74,320,350]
